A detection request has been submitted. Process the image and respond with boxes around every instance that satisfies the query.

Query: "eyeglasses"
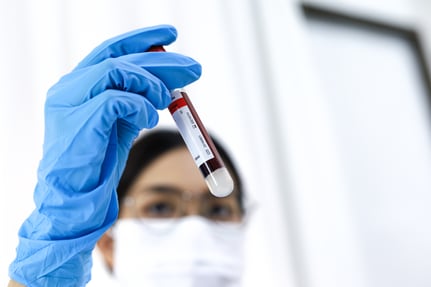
[121,185,244,223]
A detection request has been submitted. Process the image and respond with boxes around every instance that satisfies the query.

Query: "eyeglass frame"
[119,184,246,223]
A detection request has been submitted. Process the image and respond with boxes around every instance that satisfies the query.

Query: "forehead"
[127,147,209,197]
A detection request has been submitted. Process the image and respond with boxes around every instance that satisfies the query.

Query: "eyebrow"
[141,184,184,194]
[139,184,215,198]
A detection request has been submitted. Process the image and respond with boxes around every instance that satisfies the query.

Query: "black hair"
[117,128,244,212]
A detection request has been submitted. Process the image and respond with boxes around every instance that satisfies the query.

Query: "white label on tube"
[170,90,214,167]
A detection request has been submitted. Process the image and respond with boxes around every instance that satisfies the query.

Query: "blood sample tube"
[146,46,234,197]
[168,89,234,197]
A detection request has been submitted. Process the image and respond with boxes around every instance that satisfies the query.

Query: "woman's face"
[97,146,243,271]
[119,147,242,222]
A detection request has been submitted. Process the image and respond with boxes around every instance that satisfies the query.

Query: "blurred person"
[90,128,245,286]
[8,24,247,287]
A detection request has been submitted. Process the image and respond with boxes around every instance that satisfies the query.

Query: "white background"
[1,0,431,286]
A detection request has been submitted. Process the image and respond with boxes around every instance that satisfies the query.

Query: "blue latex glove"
[9,24,201,286]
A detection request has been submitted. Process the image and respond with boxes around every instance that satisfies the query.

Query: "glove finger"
[42,90,159,193]
[48,59,170,109]
[48,52,200,109]
[119,52,202,89]
[86,90,160,180]
[88,89,160,145]
[74,24,177,70]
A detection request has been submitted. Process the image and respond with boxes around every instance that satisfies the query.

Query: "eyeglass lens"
[123,185,243,222]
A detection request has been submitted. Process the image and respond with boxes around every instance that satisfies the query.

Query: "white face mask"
[112,216,244,287]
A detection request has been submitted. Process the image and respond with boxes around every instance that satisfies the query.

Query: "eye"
[141,200,178,218]
[207,203,234,221]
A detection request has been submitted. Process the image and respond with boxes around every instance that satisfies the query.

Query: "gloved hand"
[9,24,201,287]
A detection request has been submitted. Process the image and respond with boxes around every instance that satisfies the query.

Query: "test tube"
[168,89,234,197]
[146,45,234,197]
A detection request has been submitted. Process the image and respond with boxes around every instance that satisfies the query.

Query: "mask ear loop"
[96,226,116,273]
